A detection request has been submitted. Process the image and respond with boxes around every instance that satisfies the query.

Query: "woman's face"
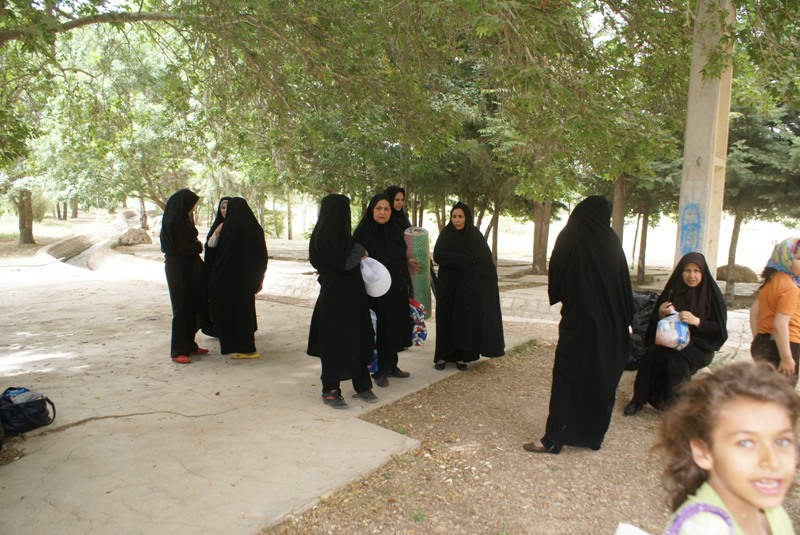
[220,200,228,218]
[392,192,405,211]
[451,208,466,231]
[372,199,392,225]
[791,247,800,278]
[682,262,703,288]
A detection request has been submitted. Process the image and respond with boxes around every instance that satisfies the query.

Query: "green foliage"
[262,209,285,239]
[2,0,800,244]
[725,104,800,223]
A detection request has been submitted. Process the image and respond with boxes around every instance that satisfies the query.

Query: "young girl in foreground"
[657,361,799,534]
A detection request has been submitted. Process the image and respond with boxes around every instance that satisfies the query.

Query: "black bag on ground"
[626,290,659,370]
[0,387,56,436]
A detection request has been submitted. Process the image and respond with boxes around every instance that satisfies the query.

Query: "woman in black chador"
[623,252,727,415]
[160,188,208,364]
[201,196,231,337]
[353,193,413,387]
[433,202,504,370]
[307,194,377,409]
[208,197,268,359]
[524,196,633,454]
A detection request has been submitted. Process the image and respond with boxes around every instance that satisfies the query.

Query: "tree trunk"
[631,213,640,269]
[611,173,627,240]
[491,213,499,265]
[286,194,293,239]
[70,197,79,219]
[637,209,650,284]
[532,200,551,274]
[56,203,63,221]
[62,202,68,220]
[724,212,743,303]
[13,190,36,245]
[139,197,149,230]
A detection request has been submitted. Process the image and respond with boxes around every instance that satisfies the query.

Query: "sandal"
[522,436,562,454]
[456,361,467,371]
[434,360,446,370]
[231,352,260,359]
[171,355,191,364]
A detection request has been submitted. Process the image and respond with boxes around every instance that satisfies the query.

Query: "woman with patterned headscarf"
[624,251,728,416]
[750,237,800,385]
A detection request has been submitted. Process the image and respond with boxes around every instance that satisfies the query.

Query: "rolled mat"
[404,227,431,319]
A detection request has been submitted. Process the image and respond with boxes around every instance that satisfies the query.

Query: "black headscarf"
[353,193,406,267]
[160,188,201,255]
[548,195,630,312]
[434,202,492,267]
[212,197,268,293]
[205,197,231,248]
[204,196,231,271]
[645,252,728,352]
[309,194,353,273]
[384,185,412,229]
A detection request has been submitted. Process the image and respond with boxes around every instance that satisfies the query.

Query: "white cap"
[360,257,391,297]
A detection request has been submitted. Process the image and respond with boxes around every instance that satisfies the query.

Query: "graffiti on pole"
[678,203,703,256]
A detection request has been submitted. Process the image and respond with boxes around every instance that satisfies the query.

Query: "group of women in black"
[165,188,730,443]
[161,189,268,364]
[307,187,507,409]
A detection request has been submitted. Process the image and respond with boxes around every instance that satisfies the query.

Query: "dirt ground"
[261,334,800,534]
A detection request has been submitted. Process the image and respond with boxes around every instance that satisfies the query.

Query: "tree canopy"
[2,0,800,255]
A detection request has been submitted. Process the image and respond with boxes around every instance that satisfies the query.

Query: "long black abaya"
[208,197,268,355]
[433,202,504,362]
[201,196,231,336]
[160,188,204,358]
[543,196,633,450]
[630,252,727,408]
[307,194,374,392]
[353,194,412,375]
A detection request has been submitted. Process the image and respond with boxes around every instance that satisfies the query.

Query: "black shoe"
[321,389,348,409]
[387,367,410,378]
[434,360,446,370]
[623,400,643,416]
[373,374,389,388]
[456,361,467,371]
[353,390,379,403]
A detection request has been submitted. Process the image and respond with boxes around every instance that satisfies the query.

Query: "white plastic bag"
[655,313,691,351]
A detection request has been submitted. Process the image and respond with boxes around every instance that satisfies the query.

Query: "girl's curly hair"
[654,361,800,511]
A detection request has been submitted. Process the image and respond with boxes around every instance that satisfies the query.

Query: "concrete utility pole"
[675,0,735,273]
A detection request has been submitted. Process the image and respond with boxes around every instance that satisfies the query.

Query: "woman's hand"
[362,250,369,259]
[408,258,421,274]
[659,301,675,317]
[214,223,223,236]
[677,311,700,327]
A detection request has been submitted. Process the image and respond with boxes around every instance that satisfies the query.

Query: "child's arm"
[772,312,796,375]
[749,299,760,337]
